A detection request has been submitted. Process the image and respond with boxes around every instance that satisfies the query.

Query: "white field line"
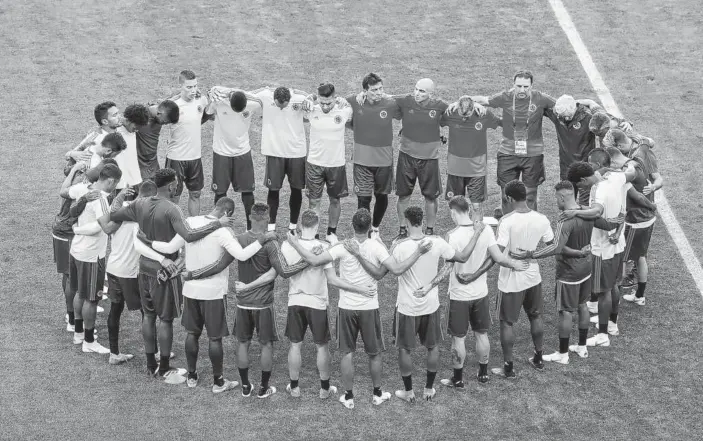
[548,0,703,297]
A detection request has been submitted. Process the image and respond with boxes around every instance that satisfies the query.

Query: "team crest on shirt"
[429,110,437,118]
[211,183,218,191]
[474,122,483,130]
[446,191,454,198]
[528,104,537,112]
[334,115,342,124]
[197,105,203,113]
[379,110,388,119]
[292,103,300,111]
[573,121,581,129]
[242,110,251,118]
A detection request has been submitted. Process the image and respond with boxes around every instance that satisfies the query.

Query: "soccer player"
[206,86,263,230]
[345,73,401,239]
[65,101,122,164]
[101,168,235,383]
[135,100,180,180]
[304,83,353,243]
[437,196,528,386]
[164,70,211,216]
[490,180,554,378]
[440,96,502,213]
[69,163,122,355]
[116,104,151,190]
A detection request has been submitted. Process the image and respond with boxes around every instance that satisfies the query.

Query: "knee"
[329,197,340,207]
[209,337,222,343]
[187,331,201,339]
[189,191,201,199]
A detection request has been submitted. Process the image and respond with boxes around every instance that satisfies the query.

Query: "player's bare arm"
[324,267,376,297]
[235,267,277,293]
[286,232,334,267]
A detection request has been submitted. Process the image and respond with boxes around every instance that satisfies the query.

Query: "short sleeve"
[496,218,510,247]
[439,113,449,127]
[542,218,555,243]
[371,241,391,264]
[592,182,608,208]
[488,91,509,108]
[556,220,571,245]
[248,100,262,114]
[343,106,353,121]
[110,202,137,223]
[327,243,348,261]
[539,91,556,109]
[437,238,456,260]
[484,110,502,129]
[68,183,88,200]
[483,227,497,247]
[436,100,449,113]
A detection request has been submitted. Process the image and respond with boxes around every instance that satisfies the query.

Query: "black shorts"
[138,273,183,321]
[305,163,349,200]
[139,158,160,181]
[395,151,442,199]
[233,305,280,344]
[69,256,105,302]
[624,224,654,261]
[591,253,624,294]
[212,151,255,194]
[496,153,545,188]
[53,236,71,274]
[353,164,393,196]
[107,273,141,311]
[181,296,230,339]
[555,278,592,312]
[393,308,443,350]
[337,308,385,355]
[445,175,487,203]
[497,284,543,324]
[264,156,306,190]
[447,297,491,337]
[165,158,205,196]
[285,305,331,345]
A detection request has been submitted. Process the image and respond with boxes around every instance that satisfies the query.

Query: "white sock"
[267,223,276,232]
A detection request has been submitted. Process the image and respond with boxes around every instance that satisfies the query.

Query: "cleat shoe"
[477,373,490,384]
[491,367,516,378]
[241,383,253,397]
[155,351,175,360]
[326,233,339,245]
[586,334,610,347]
[66,323,75,333]
[568,345,589,358]
[623,293,645,306]
[608,321,619,336]
[65,314,69,324]
[97,305,104,313]
[586,301,598,315]
[319,385,337,400]
[187,373,198,388]
[257,386,277,399]
[425,227,435,236]
[82,341,110,354]
[339,394,354,409]
[440,378,465,388]
[160,368,187,385]
[543,352,569,365]
[590,315,599,324]
[213,379,238,394]
[286,383,301,398]
[73,332,84,345]
[371,391,391,406]
[109,353,134,365]
[528,356,544,371]
[394,389,416,403]
[423,388,436,401]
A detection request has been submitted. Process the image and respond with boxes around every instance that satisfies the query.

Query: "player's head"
[414,78,435,104]
[363,73,384,103]
[554,95,577,121]
[214,197,235,217]
[448,195,470,224]
[139,180,157,198]
[588,147,611,170]
[157,100,179,124]
[179,70,198,102]
[458,96,475,116]
[554,180,576,211]
[95,132,127,159]
[230,91,248,113]
[605,128,633,154]
[318,82,336,114]
[605,146,628,168]
[85,158,118,183]
[300,209,320,233]
[94,101,121,129]
[351,208,372,235]
[589,112,611,137]
[122,104,150,133]
[504,180,527,209]
[513,70,533,99]
[273,87,291,109]
[567,161,598,192]
[153,168,178,197]
[250,203,270,231]
[97,163,122,193]
[404,206,424,228]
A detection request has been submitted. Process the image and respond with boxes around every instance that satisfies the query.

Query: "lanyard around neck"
[512,91,532,131]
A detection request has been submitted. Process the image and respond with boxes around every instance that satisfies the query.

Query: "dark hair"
[567,161,595,184]
[504,180,527,202]
[102,132,127,153]
[179,70,196,83]
[94,101,117,125]
[404,206,424,227]
[99,163,122,182]
[605,146,623,158]
[554,180,575,193]
[123,104,150,126]
[608,128,629,146]
[351,209,372,234]
[251,203,269,221]
[273,87,291,104]
[230,91,248,112]
[513,70,534,84]
[159,100,179,124]
[215,197,235,215]
[140,180,157,197]
[318,82,335,98]
[362,73,383,91]
[588,148,611,167]
[101,158,118,166]
[589,112,610,135]
[448,195,470,213]
[300,210,319,229]
[154,168,177,188]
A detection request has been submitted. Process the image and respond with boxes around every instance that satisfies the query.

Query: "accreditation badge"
[514,133,528,156]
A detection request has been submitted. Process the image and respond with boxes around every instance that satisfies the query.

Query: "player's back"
[235,231,275,307]
[555,217,593,282]
[447,225,496,299]
[183,216,231,299]
[280,239,330,308]
[130,196,181,273]
[589,171,626,258]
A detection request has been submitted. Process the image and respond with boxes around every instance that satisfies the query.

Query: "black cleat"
[528,356,545,371]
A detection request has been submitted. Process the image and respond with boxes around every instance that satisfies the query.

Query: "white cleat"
[423,387,436,401]
[623,293,645,306]
[66,323,75,333]
[96,305,104,313]
[608,321,619,336]
[372,391,391,406]
[162,368,187,385]
[213,379,239,394]
[155,351,176,360]
[586,301,598,315]
[65,314,69,324]
[590,315,599,324]
[568,345,589,358]
[586,334,610,347]
[286,383,301,398]
[109,353,134,365]
[543,352,569,365]
[326,233,339,245]
[257,386,277,399]
[82,340,110,354]
[339,394,354,409]
[187,375,198,389]
[320,385,337,399]
[395,389,416,404]
[73,332,84,345]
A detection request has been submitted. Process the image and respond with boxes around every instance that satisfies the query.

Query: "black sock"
[426,371,437,389]
[320,379,330,391]
[261,370,271,389]
[578,328,588,346]
[267,190,280,224]
[345,389,354,400]
[598,323,608,334]
[372,194,388,228]
[373,387,382,397]
[146,353,157,372]
[590,293,598,303]
[159,356,170,374]
[84,328,95,343]
[107,301,124,355]
[425,227,434,235]
[242,192,254,231]
[326,227,336,236]
[478,363,488,376]
[75,319,84,333]
[533,350,543,363]
[357,195,372,211]
[402,375,413,391]
[214,375,224,387]
[239,368,249,386]
[609,313,618,324]
[289,188,302,224]
[67,311,75,325]
[559,337,569,354]
[636,282,647,298]
[290,379,299,389]
[188,371,198,380]
[504,361,514,373]
[453,368,463,383]
[399,226,407,235]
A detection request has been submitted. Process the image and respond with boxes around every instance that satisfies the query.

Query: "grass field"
[2,0,702,439]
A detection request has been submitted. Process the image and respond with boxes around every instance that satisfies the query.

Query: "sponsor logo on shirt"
[474,122,483,130]
[334,115,342,124]
[573,121,581,130]
[379,110,387,119]
[242,110,250,118]
[429,110,437,118]
[292,103,300,111]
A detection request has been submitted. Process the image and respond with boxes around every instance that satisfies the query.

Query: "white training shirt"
[107,218,139,278]
[447,225,497,301]
[114,127,143,188]
[166,96,208,160]
[256,88,307,158]
[88,129,108,168]
[211,99,262,157]
[69,189,110,262]
[280,239,332,310]
[496,210,554,293]
[306,104,353,167]
[328,238,390,310]
[393,236,456,316]
[590,171,627,260]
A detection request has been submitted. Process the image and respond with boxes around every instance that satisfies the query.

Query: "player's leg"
[395,152,417,239]
[286,157,306,231]
[496,154,521,217]
[264,156,285,231]
[525,284,545,369]
[211,152,232,204]
[417,159,441,234]
[164,159,185,206]
[235,305,254,396]
[182,297,203,387]
[442,299,469,388]
[307,307,334,399]
[81,258,109,354]
[466,176,487,216]
[493,291,522,378]
[353,164,373,211]
[106,274,127,363]
[471,297,491,382]
[325,165,348,241]
[523,155,546,212]
[394,311,417,403]
[232,151,256,230]
[204,297,233,393]
[569,278,592,358]
[138,274,159,375]
[54,237,74,330]
[257,307,279,398]
[419,310,442,400]
[371,166,392,237]
[185,159,205,216]
[305,162,325,227]
[67,255,81,338]
[357,308,389,405]
[284,305,305,398]
[623,225,653,305]
[153,278,186,381]
[608,254,624,336]
[338,309,358,408]
[184,331,200,384]
[544,281,571,364]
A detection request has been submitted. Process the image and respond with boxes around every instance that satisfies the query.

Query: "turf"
[1,0,701,439]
